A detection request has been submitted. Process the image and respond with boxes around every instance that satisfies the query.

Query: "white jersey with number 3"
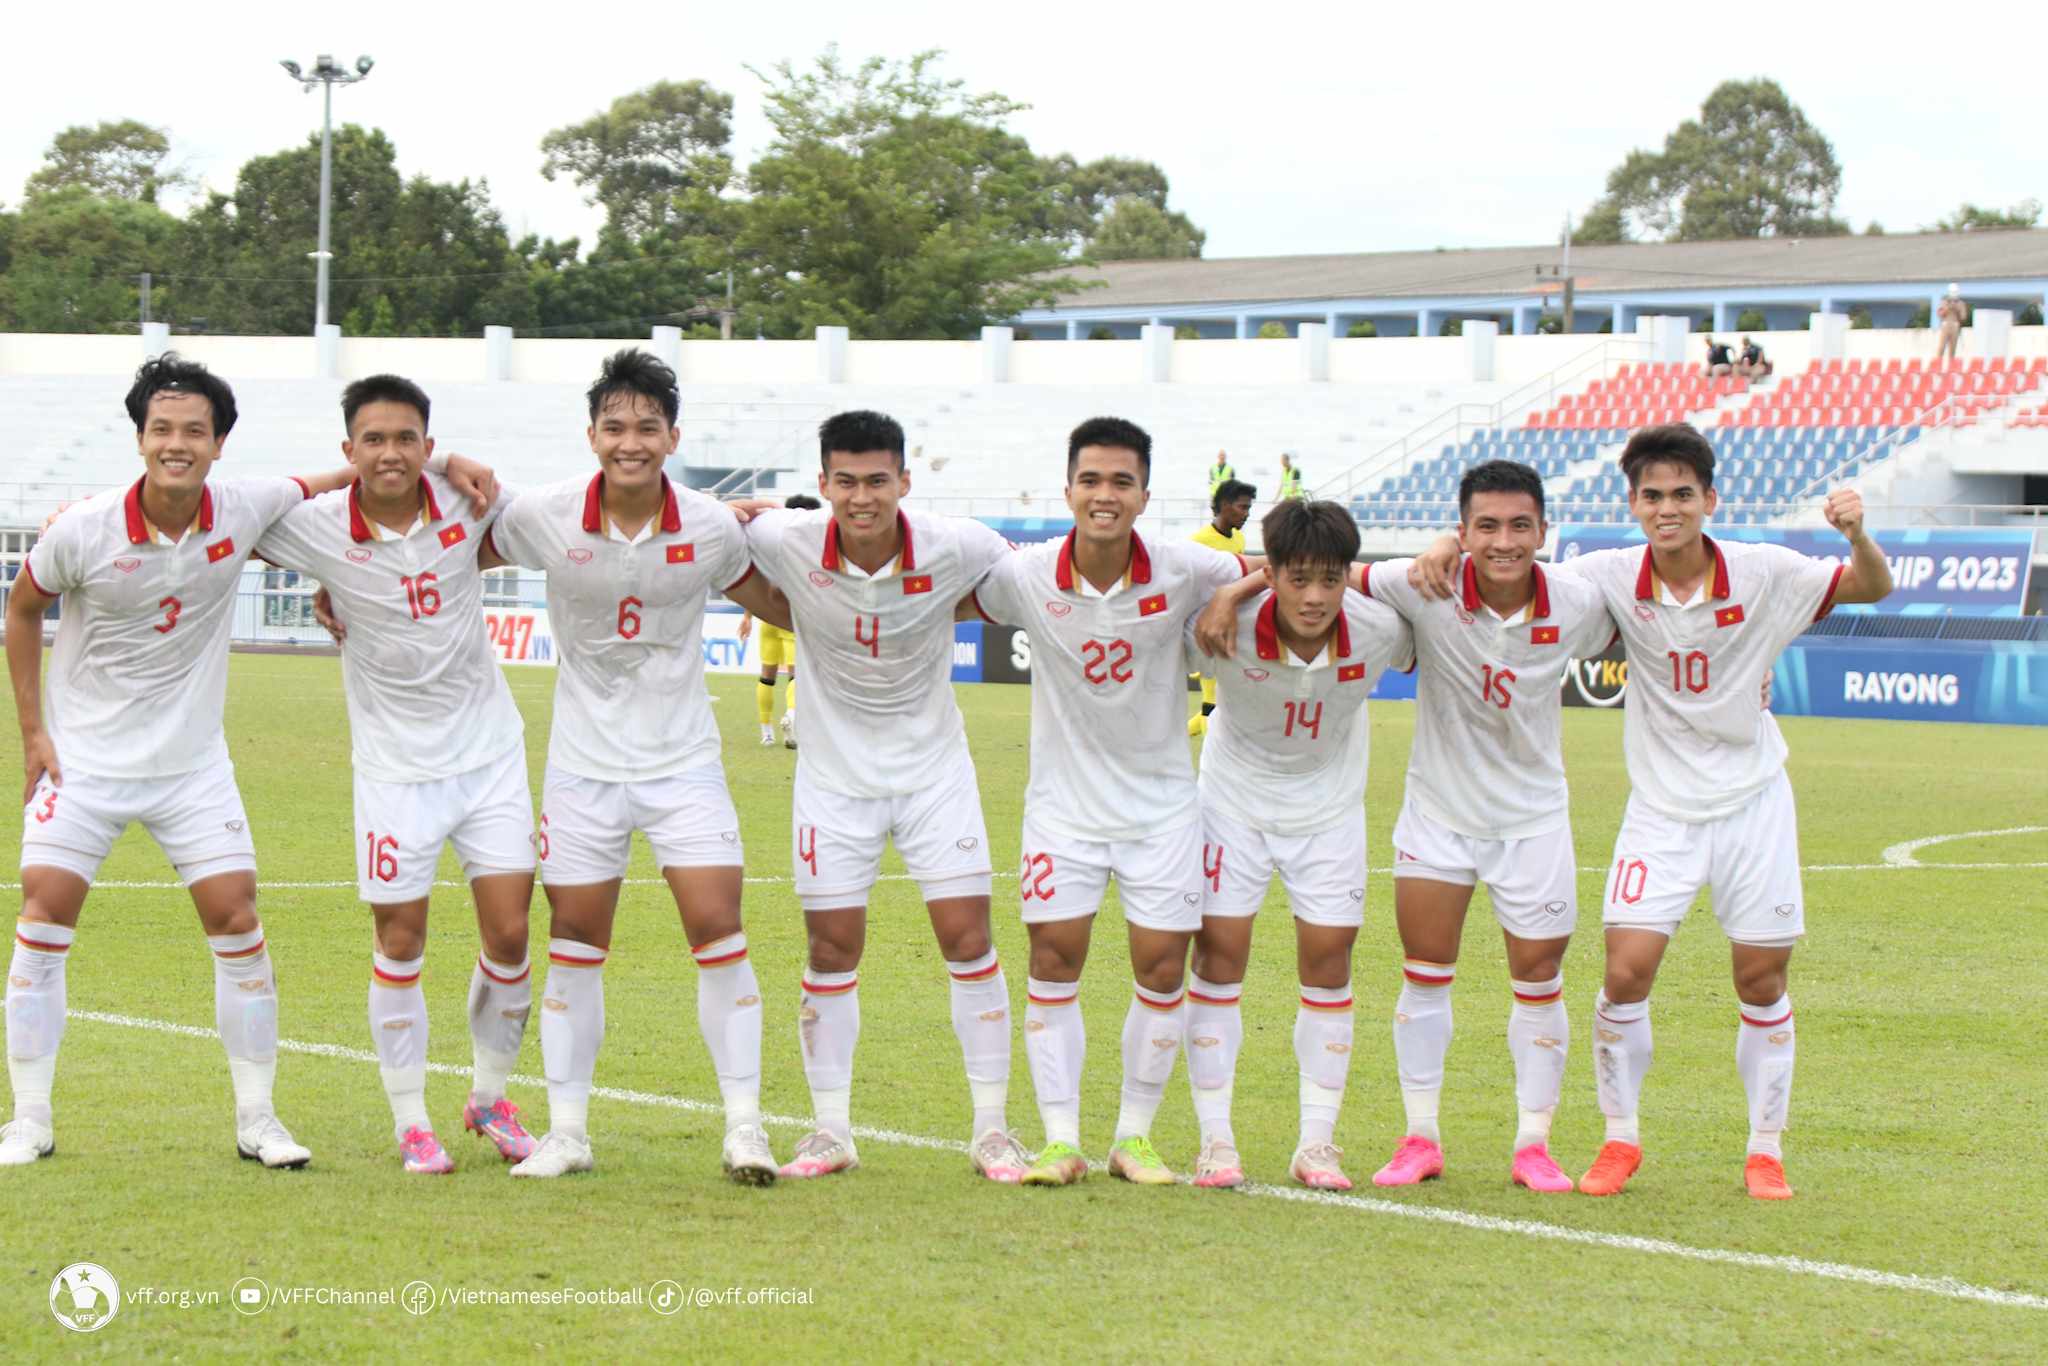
[490,474,751,783]
[25,476,307,779]
[1367,557,1616,840]
[256,472,523,783]
[743,507,1010,800]
[1559,537,1842,821]
[1196,587,1412,836]
[973,531,1246,843]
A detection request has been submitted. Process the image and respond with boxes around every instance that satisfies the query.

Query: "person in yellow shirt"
[739,493,820,747]
[1189,479,1255,735]
[1278,452,1305,500]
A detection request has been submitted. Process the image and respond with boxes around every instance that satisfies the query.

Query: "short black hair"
[125,352,237,438]
[1458,459,1546,520]
[1262,499,1359,572]
[818,410,905,469]
[783,493,822,510]
[587,347,679,426]
[1211,479,1257,512]
[1619,423,1716,492]
[1067,416,1152,486]
[342,374,432,434]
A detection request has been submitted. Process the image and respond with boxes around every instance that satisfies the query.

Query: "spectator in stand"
[1703,336,1734,378]
[1278,453,1305,501]
[1736,337,1772,380]
[1209,450,1236,496]
[1936,285,1970,362]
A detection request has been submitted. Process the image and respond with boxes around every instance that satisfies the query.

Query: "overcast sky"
[7,1,2042,259]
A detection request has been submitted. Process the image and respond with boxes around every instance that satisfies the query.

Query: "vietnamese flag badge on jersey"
[438,523,467,549]
[667,542,695,565]
[1338,662,1366,683]
[1138,593,1167,616]
[1715,604,1746,629]
[902,573,933,595]
[206,538,237,564]
[1531,625,1559,645]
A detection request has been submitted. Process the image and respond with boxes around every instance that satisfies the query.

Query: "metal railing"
[1792,385,2044,501]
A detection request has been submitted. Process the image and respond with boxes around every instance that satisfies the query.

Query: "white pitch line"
[65,1007,2048,1314]
[1880,827,2047,869]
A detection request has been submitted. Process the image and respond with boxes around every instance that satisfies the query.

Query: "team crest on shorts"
[1543,900,1567,916]
[1774,902,1795,918]
[567,549,594,565]
[346,547,373,564]
[956,837,979,852]
[1182,893,1200,906]
[226,820,245,832]
[1348,888,1364,902]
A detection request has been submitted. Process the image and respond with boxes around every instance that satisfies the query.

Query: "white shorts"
[1602,769,1804,945]
[21,758,256,887]
[1200,804,1367,928]
[791,749,991,912]
[353,744,536,903]
[539,762,743,886]
[1390,797,1580,939]
[1018,812,1206,934]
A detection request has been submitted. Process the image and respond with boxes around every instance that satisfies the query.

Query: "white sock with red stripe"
[369,952,430,1138]
[1736,994,1795,1159]
[1393,960,1454,1142]
[692,934,762,1131]
[1185,976,1242,1146]
[945,948,1010,1137]
[1592,993,1651,1145]
[1115,982,1185,1143]
[798,969,858,1141]
[467,952,531,1106]
[1024,977,1084,1148]
[1508,973,1567,1150]
[210,927,277,1116]
[539,939,605,1139]
[7,920,72,1128]
[1296,981,1355,1148]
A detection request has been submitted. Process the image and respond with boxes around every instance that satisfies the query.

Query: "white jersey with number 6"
[489,474,751,783]
[25,476,307,780]
[1557,537,1841,822]
[256,472,523,783]
[973,531,1246,843]
[743,507,1010,800]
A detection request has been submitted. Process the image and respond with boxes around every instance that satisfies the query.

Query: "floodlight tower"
[278,54,375,331]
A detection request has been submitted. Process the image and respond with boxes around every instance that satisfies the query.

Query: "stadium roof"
[1044,230,2048,309]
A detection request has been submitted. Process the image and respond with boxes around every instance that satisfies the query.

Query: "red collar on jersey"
[1461,556,1551,618]
[1634,535,1731,601]
[1054,528,1151,592]
[1253,591,1351,662]
[348,477,443,543]
[124,478,215,545]
[581,473,681,536]
[821,511,915,574]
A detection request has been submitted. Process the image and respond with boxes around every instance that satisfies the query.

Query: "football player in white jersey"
[969,417,1251,1187]
[1414,424,1892,1199]
[1355,460,1616,1195]
[256,374,541,1175]
[740,411,1025,1183]
[1174,500,1411,1192]
[5,354,370,1170]
[477,349,792,1183]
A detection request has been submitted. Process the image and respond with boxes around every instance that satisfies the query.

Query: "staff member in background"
[1278,453,1305,501]
[1189,479,1256,736]
[1209,450,1236,496]
[1936,285,1969,362]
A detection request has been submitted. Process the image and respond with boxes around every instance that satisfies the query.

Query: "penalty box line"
[66,1007,2048,1315]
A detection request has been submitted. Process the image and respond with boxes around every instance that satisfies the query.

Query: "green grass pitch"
[4,652,2046,1358]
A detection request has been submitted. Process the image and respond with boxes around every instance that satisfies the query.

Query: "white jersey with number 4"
[1366,557,1616,840]
[490,474,751,783]
[1196,587,1412,836]
[973,531,1246,843]
[743,507,1010,800]
[1558,537,1842,822]
[256,472,523,783]
[25,476,307,780]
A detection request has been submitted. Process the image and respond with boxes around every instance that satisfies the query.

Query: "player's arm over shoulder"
[1351,589,1415,671]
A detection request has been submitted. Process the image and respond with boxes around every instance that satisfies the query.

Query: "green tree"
[1035,153,1205,258]
[0,189,183,331]
[1578,79,1848,241]
[540,81,735,239]
[1088,198,1204,260]
[1257,321,1288,338]
[1736,308,1767,331]
[1347,320,1377,338]
[1929,198,2042,232]
[24,120,189,204]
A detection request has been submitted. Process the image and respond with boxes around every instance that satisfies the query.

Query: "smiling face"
[344,399,433,500]
[1628,459,1718,553]
[1269,559,1347,643]
[136,391,224,497]
[1460,489,1546,596]
[1066,444,1150,548]
[819,449,908,541]
[588,391,677,496]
